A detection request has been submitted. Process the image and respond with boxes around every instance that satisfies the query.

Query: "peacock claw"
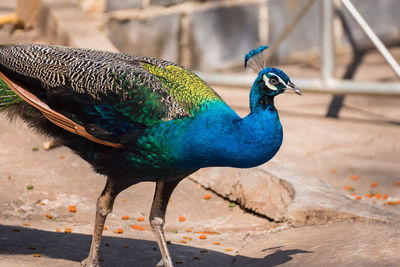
[81,258,100,267]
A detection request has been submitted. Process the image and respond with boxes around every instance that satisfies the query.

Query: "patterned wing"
[0,44,226,146]
[0,44,195,145]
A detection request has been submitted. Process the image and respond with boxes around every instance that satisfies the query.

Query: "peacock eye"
[269,77,279,85]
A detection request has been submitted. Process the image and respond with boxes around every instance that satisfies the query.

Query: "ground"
[0,1,400,266]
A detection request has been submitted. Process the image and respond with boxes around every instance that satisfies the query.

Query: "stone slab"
[191,160,394,226]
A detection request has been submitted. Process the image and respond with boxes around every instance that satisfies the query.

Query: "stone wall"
[105,0,400,71]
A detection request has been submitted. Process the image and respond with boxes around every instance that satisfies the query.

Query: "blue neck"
[176,100,282,169]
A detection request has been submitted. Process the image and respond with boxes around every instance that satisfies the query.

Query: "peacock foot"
[81,257,100,267]
[156,258,175,267]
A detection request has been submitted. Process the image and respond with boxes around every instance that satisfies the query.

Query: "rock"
[191,167,294,222]
[190,160,393,226]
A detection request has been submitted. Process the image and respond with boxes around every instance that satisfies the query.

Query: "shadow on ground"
[232,246,313,267]
[0,225,313,266]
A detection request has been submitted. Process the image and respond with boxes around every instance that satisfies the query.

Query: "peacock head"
[245,46,301,98]
[253,67,301,97]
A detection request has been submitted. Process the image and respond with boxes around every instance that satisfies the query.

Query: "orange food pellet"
[45,214,52,219]
[371,182,378,187]
[204,194,212,200]
[114,228,123,234]
[383,194,389,200]
[39,202,46,206]
[69,205,76,212]
[121,216,129,220]
[185,228,193,232]
[365,193,372,198]
[375,193,381,199]
[213,242,221,245]
[103,226,108,230]
[33,254,41,257]
[350,192,357,196]
[132,225,145,231]
[180,240,187,244]
[179,216,186,222]
[137,217,145,222]
[199,235,207,240]
[59,156,65,160]
[183,236,192,241]
[397,200,400,204]
[394,182,400,186]
[345,185,353,190]
[351,175,359,181]
[64,227,72,233]
[56,228,61,232]
[23,222,31,226]
[224,248,233,252]
[199,231,212,235]
[355,196,362,200]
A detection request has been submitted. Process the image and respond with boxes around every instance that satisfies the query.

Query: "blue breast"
[172,102,283,170]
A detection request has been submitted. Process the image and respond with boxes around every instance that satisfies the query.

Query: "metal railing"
[200,0,400,95]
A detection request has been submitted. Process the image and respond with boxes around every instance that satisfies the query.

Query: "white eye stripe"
[268,73,287,86]
[263,74,269,83]
[269,84,278,91]
[262,74,278,90]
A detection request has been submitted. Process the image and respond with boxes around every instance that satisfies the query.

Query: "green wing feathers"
[142,63,223,115]
[0,78,23,111]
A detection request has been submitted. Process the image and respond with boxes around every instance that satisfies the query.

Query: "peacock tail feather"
[0,78,23,111]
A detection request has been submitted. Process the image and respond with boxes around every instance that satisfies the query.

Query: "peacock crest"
[244,45,269,72]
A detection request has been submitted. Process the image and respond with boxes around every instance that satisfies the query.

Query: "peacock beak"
[285,81,302,95]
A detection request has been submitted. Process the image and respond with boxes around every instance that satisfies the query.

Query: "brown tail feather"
[0,71,122,148]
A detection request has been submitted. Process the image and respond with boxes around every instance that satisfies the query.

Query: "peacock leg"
[150,179,182,267]
[81,177,128,267]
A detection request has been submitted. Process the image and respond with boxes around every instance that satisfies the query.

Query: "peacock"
[0,44,301,267]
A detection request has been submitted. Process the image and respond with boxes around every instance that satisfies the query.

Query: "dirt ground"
[1,96,400,266]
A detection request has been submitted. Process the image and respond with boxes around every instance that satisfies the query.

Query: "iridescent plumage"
[0,44,299,267]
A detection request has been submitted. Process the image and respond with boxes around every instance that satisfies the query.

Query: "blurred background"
[0,1,400,266]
